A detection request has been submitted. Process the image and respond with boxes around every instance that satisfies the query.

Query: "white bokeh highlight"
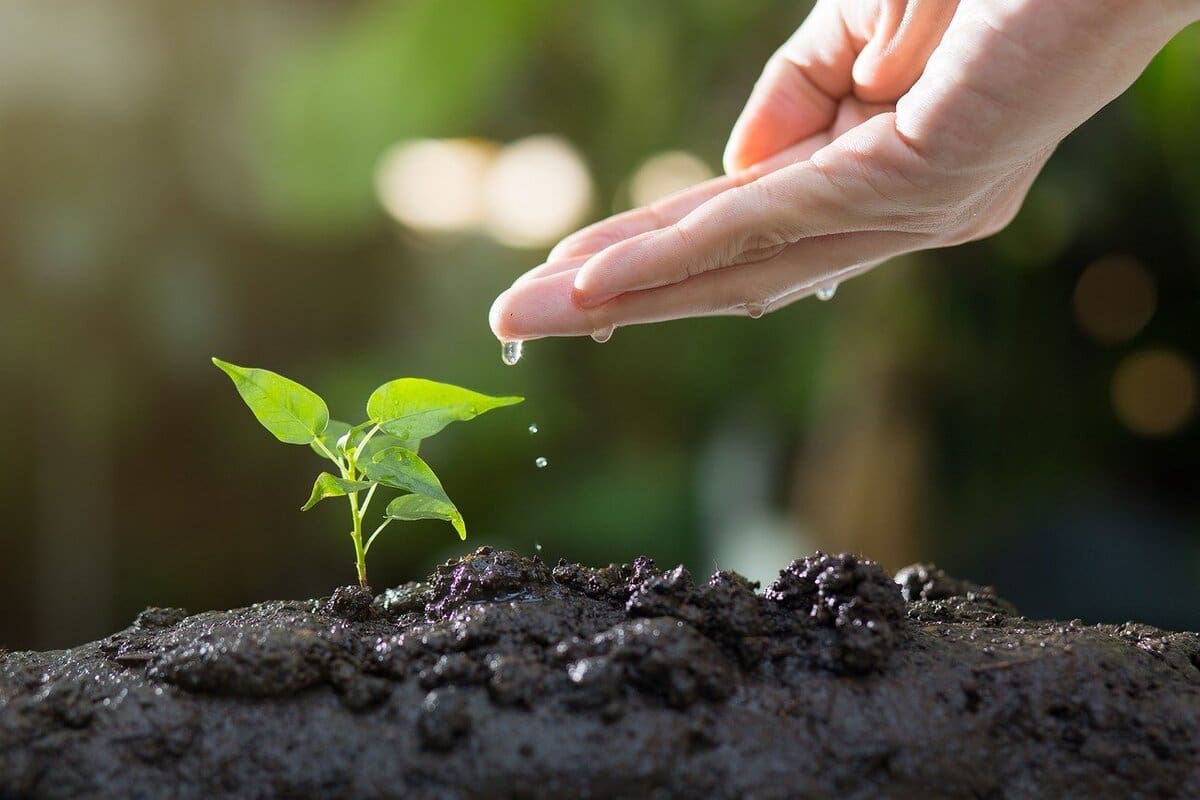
[375,138,495,233]
[482,135,592,248]
[629,150,714,208]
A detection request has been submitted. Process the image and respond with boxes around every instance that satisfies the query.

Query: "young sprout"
[212,358,522,588]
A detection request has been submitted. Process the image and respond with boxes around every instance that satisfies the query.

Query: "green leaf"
[385,493,466,540]
[301,472,374,511]
[366,378,522,440]
[213,358,329,445]
[311,420,352,460]
[335,421,373,453]
[358,432,421,460]
[361,447,451,502]
[310,420,420,463]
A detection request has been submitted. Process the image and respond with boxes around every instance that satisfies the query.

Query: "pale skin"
[490,0,1200,341]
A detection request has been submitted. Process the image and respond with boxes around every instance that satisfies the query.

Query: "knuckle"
[670,219,700,255]
[733,176,811,247]
[892,123,946,179]
[808,152,856,198]
[755,181,810,243]
[670,221,718,279]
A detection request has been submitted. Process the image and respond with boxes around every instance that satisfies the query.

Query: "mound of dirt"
[2,547,1198,798]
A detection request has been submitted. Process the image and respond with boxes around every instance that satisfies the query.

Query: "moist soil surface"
[2,547,1199,799]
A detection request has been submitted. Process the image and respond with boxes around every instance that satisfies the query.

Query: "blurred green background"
[2,1,1198,649]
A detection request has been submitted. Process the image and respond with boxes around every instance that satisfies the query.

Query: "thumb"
[724,0,959,173]
[850,0,960,103]
[723,0,858,174]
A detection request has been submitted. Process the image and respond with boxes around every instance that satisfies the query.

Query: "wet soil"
[2,548,1199,799]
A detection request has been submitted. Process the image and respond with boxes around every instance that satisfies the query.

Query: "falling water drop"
[528,423,539,434]
[535,543,543,552]
[815,283,838,302]
[534,456,548,469]
[744,302,766,319]
[590,326,614,343]
[501,340,524,366]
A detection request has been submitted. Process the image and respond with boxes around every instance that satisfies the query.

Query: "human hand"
[491,0,1199,341]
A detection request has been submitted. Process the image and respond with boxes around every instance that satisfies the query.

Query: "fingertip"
[512,254,588,287]
[549,220,610,261]
[488,288,516,340]
[721,141,741,176]
[722,111,758,175]
[570,266,590,294]
[722,116,785,176]
[550,224,619,262]
[571,256,613,303]
[546,238,575,262]
[570,230,654,300]
[488,271,600,339]
[490,284,547,341]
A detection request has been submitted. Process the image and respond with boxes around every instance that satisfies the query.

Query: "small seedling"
[213,358,522,588]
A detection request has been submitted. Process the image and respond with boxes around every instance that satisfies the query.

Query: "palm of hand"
[491,0,1185,340]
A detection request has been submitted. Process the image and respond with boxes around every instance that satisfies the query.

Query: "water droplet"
[535,543,543,552]
[534,456,548,468]
[590,326,614,343]
[528,423,538,434]
[744,302,766,319]
[501,340,524,366]
[815,283,838,302]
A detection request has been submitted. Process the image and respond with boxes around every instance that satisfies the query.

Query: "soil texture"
[2,548,1199,799]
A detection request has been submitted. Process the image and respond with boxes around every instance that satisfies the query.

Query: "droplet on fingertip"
[501,339,524,366]
[590,325,614,343]
[744,302,765,319]
[816,284,838,302]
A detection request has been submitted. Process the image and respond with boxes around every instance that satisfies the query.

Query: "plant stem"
[355,424,381,459]
[312,437,347,475]
[364,518,392,554]
[347,490,368,588]
[358,483,378,517]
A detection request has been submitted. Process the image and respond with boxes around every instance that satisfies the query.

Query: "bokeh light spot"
[1111,349,1197,437]
[628,150,714,207]
[1072,255,1156,343]
[482,135,592,248]
[375,138,496,233]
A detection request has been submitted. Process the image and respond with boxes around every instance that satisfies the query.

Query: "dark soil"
[2,548,1199,799]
